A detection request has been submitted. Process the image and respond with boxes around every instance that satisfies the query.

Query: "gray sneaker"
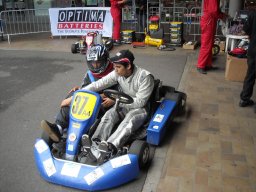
[98,141,111,164]
[81,134,92,151]
[81,134,97,162]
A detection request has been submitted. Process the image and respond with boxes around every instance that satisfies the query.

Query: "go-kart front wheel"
[129,140,150,170]
[71,43,79,54]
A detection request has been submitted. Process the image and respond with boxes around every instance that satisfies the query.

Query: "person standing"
[239,10,256,112]
[110,0,129,45]
[196,0,227,74]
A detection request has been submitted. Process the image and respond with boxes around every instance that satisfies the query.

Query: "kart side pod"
[147,99,176,145]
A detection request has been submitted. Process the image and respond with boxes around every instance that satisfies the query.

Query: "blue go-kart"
[34,79,186,191]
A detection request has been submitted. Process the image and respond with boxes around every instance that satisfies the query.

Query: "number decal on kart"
[71,92,97,120]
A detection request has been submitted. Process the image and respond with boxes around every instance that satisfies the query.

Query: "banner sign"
[49,7,113,37]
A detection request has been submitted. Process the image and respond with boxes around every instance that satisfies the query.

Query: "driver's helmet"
[86,44,109,74]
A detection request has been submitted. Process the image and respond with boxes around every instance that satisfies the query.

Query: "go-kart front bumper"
[34,139,139,191]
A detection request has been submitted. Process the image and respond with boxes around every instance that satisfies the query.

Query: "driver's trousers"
[92,106,148,148]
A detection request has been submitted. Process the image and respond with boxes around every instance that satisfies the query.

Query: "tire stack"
[169,22,183,46]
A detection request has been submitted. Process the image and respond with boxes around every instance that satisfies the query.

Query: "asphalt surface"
[0,47,187,192]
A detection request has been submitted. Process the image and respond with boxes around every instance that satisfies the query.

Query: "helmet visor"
[87,60,108,73]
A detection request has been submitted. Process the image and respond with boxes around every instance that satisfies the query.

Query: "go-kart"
[34,79,186,191]
[71,32,114,54]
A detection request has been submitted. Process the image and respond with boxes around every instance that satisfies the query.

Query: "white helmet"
[86,44,109,74]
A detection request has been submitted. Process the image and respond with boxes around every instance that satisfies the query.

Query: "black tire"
[41,131,53,149]
[104,39,113,51]
[212,44,220,56]
[176,91,187,116]
[129,140,150,169]
[71,43,78,54]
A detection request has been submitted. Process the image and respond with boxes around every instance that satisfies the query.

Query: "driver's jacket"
[82,65,154,110]
[82,65,154,148]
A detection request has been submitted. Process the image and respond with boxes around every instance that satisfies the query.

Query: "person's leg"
[92,107,121,142]
[55,92,74,129]
[111,7,121,41]
[240,55,256,106]
[206,18,218,68]
[197,15,215,72]
[107,108,147,148]
[41,92,74,142]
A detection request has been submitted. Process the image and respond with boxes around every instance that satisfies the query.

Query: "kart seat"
[148,79,161,115]
[129,79,162,141]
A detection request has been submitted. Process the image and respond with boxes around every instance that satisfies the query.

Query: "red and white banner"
[49,7,113,37]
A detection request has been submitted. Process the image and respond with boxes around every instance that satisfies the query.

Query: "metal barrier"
[0,19,3,40]
[122,7,190,36]
[122,7,147,34]
[0,9,50,43]
[160,7,189,35]
[0,6,225,43]
[187,7,202,41]
[121,6,226,42]
[187,7,226,41]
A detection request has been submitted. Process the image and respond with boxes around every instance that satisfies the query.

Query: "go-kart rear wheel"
[104,39,113,51]
[71,43,79,54]
[129,140,150,170]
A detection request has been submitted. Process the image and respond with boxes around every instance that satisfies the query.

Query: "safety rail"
[0,9,50,43]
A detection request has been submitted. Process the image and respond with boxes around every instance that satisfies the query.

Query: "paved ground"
[1,33,256,192]
[154,53,256,192]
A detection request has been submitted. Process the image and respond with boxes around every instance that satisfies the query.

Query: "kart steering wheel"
[103,89,133,104]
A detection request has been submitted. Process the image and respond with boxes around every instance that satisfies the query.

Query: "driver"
[41,44,115,142]
[79,49,154,162]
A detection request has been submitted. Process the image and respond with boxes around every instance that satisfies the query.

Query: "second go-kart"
[71,32,113,54]
[34,79,186,191]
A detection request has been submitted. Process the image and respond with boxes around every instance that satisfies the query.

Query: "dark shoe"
[41,120,61,142]
[239,99,254,107]
[206,66,219,70]
[98,141,111,164]
[52,141,66,153]
[197,67,207,74]
[81,134,92,149]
